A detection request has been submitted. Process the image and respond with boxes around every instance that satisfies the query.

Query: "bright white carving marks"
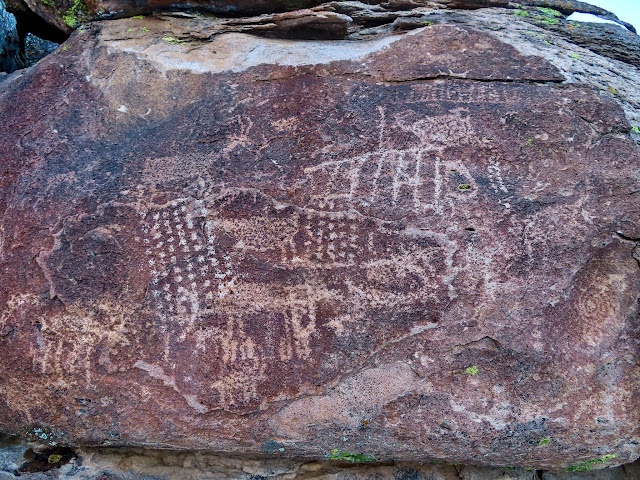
[207,319,267,409]
[260,210,364,267]
[281,293,317,360]
[10,291,132,401]
[299,110,477,215]
[138,198,237,316]
[304,148,435,212]
[433,157,443,216]
[487,157,512,210]
[129,186,457,411]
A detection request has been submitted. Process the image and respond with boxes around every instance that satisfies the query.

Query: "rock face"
[22,32,58,66]
[1,0,640,474]
[3,0,635,39]
[2,433,640,479]
[0,0,22,72]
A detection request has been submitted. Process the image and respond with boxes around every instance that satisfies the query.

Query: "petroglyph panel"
[1,22,639,467]
[290,109,481,221]
[121,188,455,411]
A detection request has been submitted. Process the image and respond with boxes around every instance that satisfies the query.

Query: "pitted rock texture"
[1,9,640,474]
[2,434,640,479]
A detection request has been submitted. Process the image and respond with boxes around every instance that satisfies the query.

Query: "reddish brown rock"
[4,0,633,40]
[0,16,639,471]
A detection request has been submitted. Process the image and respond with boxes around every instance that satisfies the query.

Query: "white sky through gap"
[580,0,640,31]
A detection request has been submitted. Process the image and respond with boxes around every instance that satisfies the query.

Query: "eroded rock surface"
[2,433,640,479]
[1,1,639,474]
[3,0,634,40]
[0,0,22,72]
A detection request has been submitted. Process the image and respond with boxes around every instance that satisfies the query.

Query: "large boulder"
[1,1,639,473]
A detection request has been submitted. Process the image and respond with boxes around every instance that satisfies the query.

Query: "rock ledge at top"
[4,0,635,39]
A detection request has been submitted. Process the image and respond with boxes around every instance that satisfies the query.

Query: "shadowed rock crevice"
[0,0,23,72]
[18,446,77,474]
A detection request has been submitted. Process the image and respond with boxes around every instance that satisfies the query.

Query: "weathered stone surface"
[438,0,635,32]
[497,4,640,68]
[4,0,633,41]
[0,0,23,72]
[554,21,640,68]
[2,433,640,479]
[1,4,640,475]
[445,8,640,140]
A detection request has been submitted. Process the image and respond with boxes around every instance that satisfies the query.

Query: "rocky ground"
[2,433,640,479]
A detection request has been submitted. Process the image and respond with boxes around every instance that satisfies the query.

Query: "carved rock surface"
[1,8,640,472]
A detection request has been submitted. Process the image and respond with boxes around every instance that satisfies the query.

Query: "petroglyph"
[0,293,132,405]
[487,157,513,210]
[24,92,503,413]
[125,187,456,409]
[137,198,239,316]
[298,110,478,214]
[135,188,454,317]
[134,360,209,413]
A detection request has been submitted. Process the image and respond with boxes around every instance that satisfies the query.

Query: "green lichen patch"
[566,454,617,472]
[48,454,63,464]
[163,36,187,46]
[514,10,529,17]
[632,125,640,133]
[537,7,562,17]
[540,16,560,25]
[532,7,563,25]
[539,438,551,445]
[464,365,479,375]
[40,0,55,7]
[62,0,87,28]
[326,449,376,462]
[458,184,471,190]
